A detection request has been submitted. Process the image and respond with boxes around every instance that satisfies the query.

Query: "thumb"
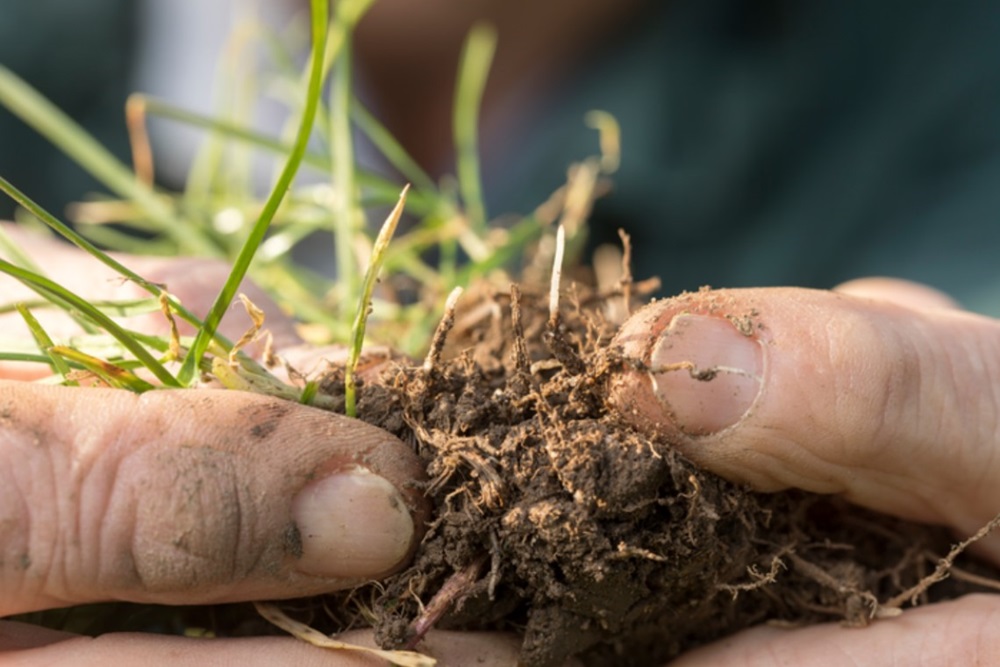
[0,382,427,616]
[609,287,1000,558]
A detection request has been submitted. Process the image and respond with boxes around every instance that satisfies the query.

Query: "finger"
[0,381,428,616]
[609,287,1000,559]
[834,276,962,310]
[0,624,531,667]
[670,594,1000,667]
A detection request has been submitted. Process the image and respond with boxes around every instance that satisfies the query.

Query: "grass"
[0,0,611,407]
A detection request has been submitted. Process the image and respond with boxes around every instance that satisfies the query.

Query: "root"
[404,555,488,650]
[879,510,1000,614]
[548,223,565,329]
[509,284,531,394]
[717,548,791,599]
[423,286,463,374]
[617,228,633,318]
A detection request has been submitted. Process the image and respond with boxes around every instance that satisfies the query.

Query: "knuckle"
[107,444,266,602]
[0,405,65,614]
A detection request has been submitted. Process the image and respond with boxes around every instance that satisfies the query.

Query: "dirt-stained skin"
[0,382,428,615]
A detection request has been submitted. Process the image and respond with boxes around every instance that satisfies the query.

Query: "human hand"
[610,278,1000,665]
[0,229,528,666]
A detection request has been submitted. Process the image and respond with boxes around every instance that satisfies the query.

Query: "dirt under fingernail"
[650,313,763,435]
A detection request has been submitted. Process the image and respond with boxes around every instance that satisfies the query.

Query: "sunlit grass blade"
[0,67,214,255]
[345,184,408,417]
[0,351,72,367]
[0,297,161,319]
[177,0,330,386]
[15,304,76,383]
[453,23,497,234]
[0,259,180,387]
[139,96,330,172]
[50,346,157,392]
[330,7,362,317]
[133,96,438,213]
[72,223,177,256]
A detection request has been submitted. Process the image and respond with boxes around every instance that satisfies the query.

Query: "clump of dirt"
[311,279,996,667]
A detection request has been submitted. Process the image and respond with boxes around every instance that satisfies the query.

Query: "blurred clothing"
[485,0,1000,314]
[0,0,135,219]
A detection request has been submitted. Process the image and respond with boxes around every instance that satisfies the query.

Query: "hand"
[0,229,525,666]
[610,278,1000,665]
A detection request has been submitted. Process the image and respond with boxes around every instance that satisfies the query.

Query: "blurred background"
[3,0,1000,312]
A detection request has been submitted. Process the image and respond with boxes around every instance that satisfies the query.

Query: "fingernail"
[650,314,763,435]
[291,467,415,578]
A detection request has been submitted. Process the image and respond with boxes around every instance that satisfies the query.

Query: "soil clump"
[311,279,999,667]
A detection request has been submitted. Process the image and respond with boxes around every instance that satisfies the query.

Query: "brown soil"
[305,279,1000,667]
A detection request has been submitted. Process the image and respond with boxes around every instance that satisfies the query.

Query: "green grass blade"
[330,17,361,316]
[345,185,408,417]
[50,346,157,393]
[0,67,214,255]
[15,304,76,383]
[140,96,330,172]
[0,297,166,321]
[134,96,432,212]
[453,23,497,234]
[0,351,77,367]
[74,223,177,256]
[176,0,330,385]
[299,380,319,405]
[0,259,180,387]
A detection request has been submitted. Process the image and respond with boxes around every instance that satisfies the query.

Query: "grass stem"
[345,185,409,417]
[453,23,497,234]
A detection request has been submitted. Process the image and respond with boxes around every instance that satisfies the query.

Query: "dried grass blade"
[253,602,435,667]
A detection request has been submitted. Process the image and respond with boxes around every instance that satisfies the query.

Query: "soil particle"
[282,523,304,559]
[249,421,278,439]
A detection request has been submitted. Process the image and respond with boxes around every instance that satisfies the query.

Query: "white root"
[548,222,566,327]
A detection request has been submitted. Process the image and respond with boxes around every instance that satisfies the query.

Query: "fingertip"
[609,291,767,442]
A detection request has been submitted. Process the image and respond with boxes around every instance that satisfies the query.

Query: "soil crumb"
[311,281,997,667]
